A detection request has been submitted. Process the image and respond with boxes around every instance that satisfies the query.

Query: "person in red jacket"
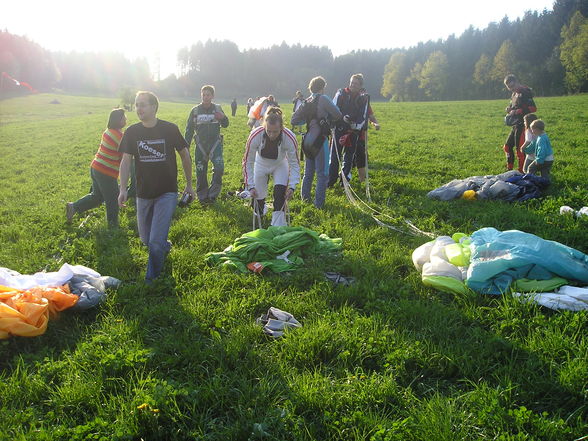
[503,74,537,172]
[328,74,380,187]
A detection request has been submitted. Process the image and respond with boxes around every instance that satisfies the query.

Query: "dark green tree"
[419,51,449,99]
[492,40,518,83]
[560,11,588,92]
[381,51,410,101]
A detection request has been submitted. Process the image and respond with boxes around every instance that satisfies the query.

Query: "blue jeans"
[301,137,330,208]
[136,192,177,281]
[195,136,224,202]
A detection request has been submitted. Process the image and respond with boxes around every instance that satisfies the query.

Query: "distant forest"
[1,0,587,101]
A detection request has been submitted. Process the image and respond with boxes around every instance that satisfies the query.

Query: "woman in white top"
[242,107,300,226]
[521,113,538,174]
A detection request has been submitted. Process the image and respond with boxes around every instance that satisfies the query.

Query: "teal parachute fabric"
[467,227,588,294]
[205,226,342,273]
[412,228,588,298]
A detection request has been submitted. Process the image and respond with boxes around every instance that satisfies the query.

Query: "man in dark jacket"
[503,74,537,172]
[328,73,373,187]
[184,85,229,203]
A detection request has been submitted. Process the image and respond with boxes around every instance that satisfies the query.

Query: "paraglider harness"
[504,86,536,127]
[333,90,372,199]
[299,94,332,160]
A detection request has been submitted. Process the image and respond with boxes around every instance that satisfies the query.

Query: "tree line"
[1,0,586,102]
[172,40,392,100]
[0,31,154,97]
[381,0,588,101]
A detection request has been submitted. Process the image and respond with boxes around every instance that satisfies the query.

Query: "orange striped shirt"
[90,129,123,178]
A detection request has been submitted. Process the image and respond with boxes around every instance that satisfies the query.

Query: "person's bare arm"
[178,148,195,198]
[118,153,132,207]
[369,113,380,130]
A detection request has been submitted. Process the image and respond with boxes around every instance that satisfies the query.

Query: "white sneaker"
[256,307,301,338]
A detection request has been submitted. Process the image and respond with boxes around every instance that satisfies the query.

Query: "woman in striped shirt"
[66,108,127,227]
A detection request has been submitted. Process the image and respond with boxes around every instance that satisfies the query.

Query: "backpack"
[299,94,321,127]
[505,86,537,126]
[298,95,334,160]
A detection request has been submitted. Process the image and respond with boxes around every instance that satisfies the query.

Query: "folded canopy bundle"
[0,285,78,339]
[412,227,588,310]
[205,226,342,273]
[427,171,550,203]
[0,264,120,338]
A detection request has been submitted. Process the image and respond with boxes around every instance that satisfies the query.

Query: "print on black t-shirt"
[196,114,217,124]
[138,139,166,162]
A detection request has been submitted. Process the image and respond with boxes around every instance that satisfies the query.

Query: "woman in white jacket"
[242,107,300,226]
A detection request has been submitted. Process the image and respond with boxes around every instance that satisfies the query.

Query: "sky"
[2,0,556,79]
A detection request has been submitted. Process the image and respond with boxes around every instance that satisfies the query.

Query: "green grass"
[0,92,587,440]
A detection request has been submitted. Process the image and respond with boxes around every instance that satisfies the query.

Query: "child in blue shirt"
[523,119,554,179]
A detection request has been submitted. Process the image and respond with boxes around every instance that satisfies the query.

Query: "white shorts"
[253,157,290,199]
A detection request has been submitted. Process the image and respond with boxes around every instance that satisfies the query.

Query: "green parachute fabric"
[205,226,342,273]
[510,277,568,293]
[422,275,470,295]
[444,242,471,267]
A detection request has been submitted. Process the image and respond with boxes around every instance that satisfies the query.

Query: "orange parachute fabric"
[0,285,78,339]
[249,97,268,121]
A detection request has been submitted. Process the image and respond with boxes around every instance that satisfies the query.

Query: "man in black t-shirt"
[118,91,194,282]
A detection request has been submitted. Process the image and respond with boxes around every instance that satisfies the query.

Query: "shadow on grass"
[94,224,138,280]
[109,271,303,439]
[326,252,587,415]
[2,202,582,439]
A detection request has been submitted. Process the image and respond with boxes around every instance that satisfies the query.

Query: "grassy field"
[0,93,587,440]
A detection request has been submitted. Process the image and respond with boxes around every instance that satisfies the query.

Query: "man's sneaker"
[65,202,75,223]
